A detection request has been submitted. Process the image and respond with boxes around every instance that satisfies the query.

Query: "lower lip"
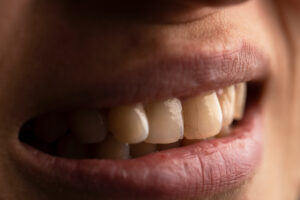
[12,103,263,200]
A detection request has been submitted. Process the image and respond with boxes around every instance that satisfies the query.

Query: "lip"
[21,41,269,118]
[12,102,262,200]
[11,39,268,199]
[64,43,269,110]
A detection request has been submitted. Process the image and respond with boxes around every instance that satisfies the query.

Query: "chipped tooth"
[218,86,235,126]
[34,113,68,143]
[182,92,223,140]
[108,103,149,144]
[145,98,184,144]
[130,142,157,158]
[92,135,130,160]
[234,83,247,120]
[157,141,181,151]
[56,134,87,159]
[69,110,107,144]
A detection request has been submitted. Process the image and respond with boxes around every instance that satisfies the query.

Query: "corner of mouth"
[11,40,269,200]
[14,93,263,200]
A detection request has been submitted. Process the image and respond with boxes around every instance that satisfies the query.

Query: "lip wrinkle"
[84,42,268,109]
[13,103,262,200]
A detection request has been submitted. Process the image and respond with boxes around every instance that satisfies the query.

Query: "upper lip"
[11,38,269,199]
[65,42,269,110]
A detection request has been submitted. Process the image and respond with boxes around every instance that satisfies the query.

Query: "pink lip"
[12,103,262,199]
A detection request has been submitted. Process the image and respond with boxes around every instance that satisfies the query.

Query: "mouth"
[13,42,268,200]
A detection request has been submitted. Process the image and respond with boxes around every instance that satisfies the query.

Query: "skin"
[0,0,299,199]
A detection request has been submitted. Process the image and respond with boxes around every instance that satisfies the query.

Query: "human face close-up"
[0,0,300,199]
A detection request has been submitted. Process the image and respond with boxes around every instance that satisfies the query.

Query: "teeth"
[69,110,107,144]
[130,143,157,158]
[56,134,87,159]
[218,86,235,126]
[92,135,130,160]
[218,126,231,137]
[234,83,247,120]
[34,113,68,143]
[108,103,149,144]
[182,92,223,140]
[145,98,184,144]
[26,82,248,159]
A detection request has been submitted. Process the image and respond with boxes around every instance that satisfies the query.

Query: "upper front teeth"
[31,83,247,158]
[145,98,184,144]
[182,91,223,140]
[218,86,236,127]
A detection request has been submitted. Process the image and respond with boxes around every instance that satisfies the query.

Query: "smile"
[12,42,269,200]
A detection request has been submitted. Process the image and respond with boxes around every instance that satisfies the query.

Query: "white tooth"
[234,83,247,120]
[182,92,223,139]
[69,110,107,144]
[145,98,184,144]
[157,141,181,151]
[34,113,68,143]
[56,134,87,159]
[108,103,149,144]
[93,135,129,160]
[218,86,235,126]
[130,143,157,158]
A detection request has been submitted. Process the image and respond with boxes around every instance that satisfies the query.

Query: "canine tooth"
[157,141,181,151]
[34,113,68,143]
[234,83,247,120]
[145,98,184,144]
[130,143,157,158]
[182,92,223,139]
[69,110,107,144]
[108,103,149,144]
[93,135,129,160]
[218,86,235,126]
[56,134,87,159]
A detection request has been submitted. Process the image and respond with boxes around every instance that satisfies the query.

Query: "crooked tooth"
[56,134,87,159]
[218,86,235,126]
[69,110,107,144]
[92,135,129,160]
[234,83,247,120]
[182,92,223,140]
[130,143,157,158]
[34,113,68,143]
[108,103,149,144]
[145,98,184,144]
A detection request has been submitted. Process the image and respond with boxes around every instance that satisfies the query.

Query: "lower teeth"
[19,83,247,160]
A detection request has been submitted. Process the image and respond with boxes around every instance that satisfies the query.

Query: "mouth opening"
[18,81,263,160]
